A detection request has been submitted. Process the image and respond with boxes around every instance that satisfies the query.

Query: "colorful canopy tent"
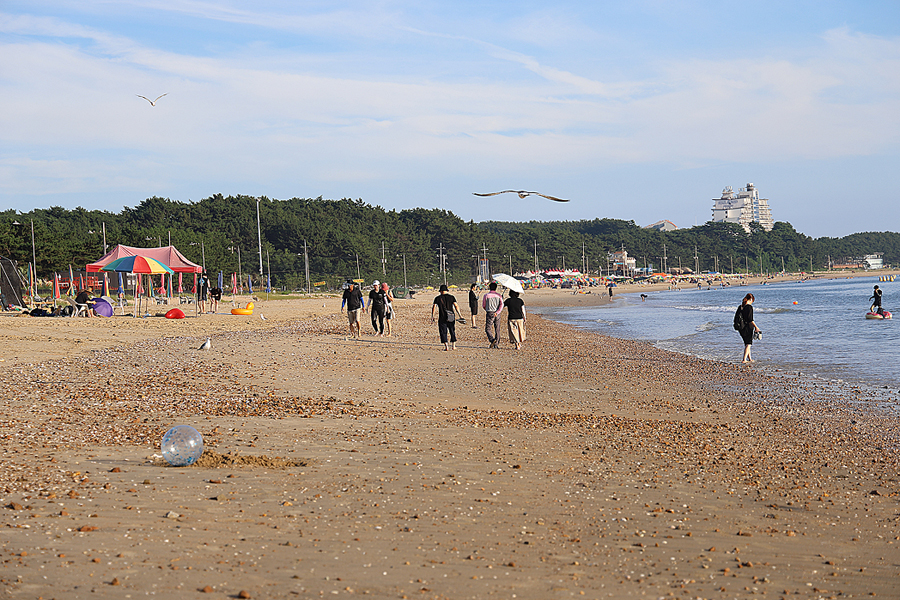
[86,245,202,274]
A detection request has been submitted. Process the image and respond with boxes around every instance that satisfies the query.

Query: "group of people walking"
[341,279,526,351]
[430,282,526,351]
[340,280,395,340]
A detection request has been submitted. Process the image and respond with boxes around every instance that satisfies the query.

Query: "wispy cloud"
[1,3,898,234]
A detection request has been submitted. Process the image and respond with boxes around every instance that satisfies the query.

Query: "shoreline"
[1,292,898,598]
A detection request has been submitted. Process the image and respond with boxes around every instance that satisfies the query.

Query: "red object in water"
[165,308,186,319]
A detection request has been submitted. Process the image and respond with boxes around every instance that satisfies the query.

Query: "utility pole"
[533,240,539,274]
[237,246,242,292]
[266,249,272,295]
[381,241,387,276]
[481,242,489,281]
[304,240,310,293]
[694,245,699,275]
[255,198,264,276]
[582,241,586,274]
[437,243,447,285]
[402,254,408,288]
[102,222,107,254]
[662,243,668,274]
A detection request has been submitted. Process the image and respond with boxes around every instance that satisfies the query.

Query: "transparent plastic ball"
[161,425,204,467]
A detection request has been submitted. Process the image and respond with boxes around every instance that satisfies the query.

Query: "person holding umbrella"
[504,290,526,350]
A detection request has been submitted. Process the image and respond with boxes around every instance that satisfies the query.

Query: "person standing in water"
[735,292,762,364]
[870,285,884,315]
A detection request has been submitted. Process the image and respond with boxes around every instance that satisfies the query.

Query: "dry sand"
[0,286,897,599]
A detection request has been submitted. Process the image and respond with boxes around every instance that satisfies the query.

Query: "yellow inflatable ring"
[231,301,254,316]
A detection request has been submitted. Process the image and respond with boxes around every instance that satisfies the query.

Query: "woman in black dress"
[737,293,761,363]
[468,284,479,328]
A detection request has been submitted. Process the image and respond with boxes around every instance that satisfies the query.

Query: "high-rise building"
[711,183,774,232]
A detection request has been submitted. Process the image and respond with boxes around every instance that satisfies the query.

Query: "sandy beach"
[1,285,898,599]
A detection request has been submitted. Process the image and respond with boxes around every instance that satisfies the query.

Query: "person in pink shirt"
[481,282,505,349]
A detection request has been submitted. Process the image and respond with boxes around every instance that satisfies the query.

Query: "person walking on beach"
[468,283,479,328]
[482,282,504,349]
[210,285,221,314]
[870,285,884,315]
[368,280,387,335]
[432,284,462,351]
[735,292,761,364]
[341,281,365,340]
[381,282,395,336]
[197,272,209,314]
[504,290,526,350]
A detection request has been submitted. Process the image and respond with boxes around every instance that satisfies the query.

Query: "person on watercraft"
[870,285,883,314]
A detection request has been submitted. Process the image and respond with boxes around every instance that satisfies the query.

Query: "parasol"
[100,255,174,275]
[92,297,113,317]
[492,273,524,294]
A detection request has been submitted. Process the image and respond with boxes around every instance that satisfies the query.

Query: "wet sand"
[1,290,898,599]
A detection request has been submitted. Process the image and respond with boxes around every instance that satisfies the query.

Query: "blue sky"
[1,1,898,237]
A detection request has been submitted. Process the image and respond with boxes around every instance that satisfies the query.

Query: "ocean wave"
[696,321,719,332]
[672,305,733,313]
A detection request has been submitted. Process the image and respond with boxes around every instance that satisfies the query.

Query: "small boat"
[865,310,892,320]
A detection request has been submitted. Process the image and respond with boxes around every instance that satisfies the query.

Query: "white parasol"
[492,273,524,294]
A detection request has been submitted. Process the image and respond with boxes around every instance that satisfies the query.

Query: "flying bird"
[198,338,211,350]
[136,93,168,106]
[473,190,569,203]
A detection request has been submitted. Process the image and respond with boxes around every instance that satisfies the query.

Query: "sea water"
[535,276,900,390]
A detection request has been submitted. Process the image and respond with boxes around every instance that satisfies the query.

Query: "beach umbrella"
[101,255,174,275]
[177,272,183,293]
[266,274,271,294]
[53,273,60,299]
[101,273,109,297]
[192,273,197,294]
[218,271,224,291]
[79,273,85,291]
[117,272,125,295]
[158,274,166,295]
[248,275,253,294]
[492,273,524,294]
[92,297,113,317]
[68,265,75,295]
[231,272,238,294]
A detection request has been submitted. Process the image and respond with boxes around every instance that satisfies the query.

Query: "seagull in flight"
[136,93,168,106]
[473,190,569,203]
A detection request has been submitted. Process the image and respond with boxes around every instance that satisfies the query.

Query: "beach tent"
[0,255,25,308]
[86,245,202,274]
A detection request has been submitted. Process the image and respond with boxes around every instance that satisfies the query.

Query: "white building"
[711,183,774,232]
[864,254,884,270]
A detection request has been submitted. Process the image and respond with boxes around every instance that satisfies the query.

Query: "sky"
[1,1,899,238]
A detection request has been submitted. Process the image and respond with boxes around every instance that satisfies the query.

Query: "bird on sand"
[473,190,569,202]
[136,93,168,106]
[198,338,211,350]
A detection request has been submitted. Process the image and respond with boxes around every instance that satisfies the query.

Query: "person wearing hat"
[870,285,884,315]
[431,284,463,350]
[369,280,387,335]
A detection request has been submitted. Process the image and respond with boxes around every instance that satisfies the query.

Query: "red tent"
[86,245,202,274]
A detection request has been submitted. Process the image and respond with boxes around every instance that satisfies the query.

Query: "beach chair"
[63,296,87,317]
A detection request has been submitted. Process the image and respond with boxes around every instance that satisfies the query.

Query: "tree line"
[1,195,896,289]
